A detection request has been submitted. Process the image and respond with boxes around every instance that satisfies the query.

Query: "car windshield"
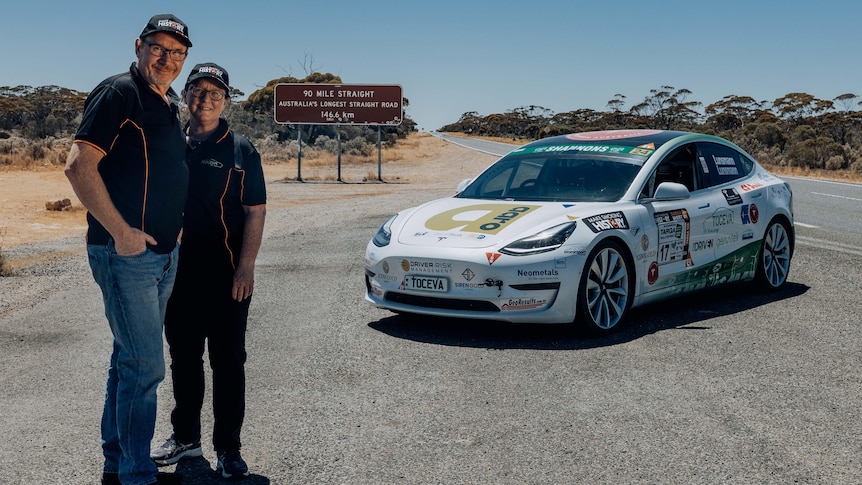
[457,152,644,202]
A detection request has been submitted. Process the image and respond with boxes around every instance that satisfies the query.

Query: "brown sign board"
[274,83,403,125]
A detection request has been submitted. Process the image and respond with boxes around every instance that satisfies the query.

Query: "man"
[65,14,191,485]
[150,63,266,480]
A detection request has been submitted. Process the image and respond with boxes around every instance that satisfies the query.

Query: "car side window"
[696,142,753,188]
[642,143,698,197]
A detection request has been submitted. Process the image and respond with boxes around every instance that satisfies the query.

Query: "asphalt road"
[1,139,861,484]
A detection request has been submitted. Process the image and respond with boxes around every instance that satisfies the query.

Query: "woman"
[151,62,266,480]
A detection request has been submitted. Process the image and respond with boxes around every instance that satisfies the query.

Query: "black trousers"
[164,259,250,452]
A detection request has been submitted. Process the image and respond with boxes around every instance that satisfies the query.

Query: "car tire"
[576,239,633,334]
[754,217,793,290]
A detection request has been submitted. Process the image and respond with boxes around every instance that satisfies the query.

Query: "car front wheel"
[576,240,633,333]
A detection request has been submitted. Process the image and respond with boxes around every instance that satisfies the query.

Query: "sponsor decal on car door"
[644,192,717,295]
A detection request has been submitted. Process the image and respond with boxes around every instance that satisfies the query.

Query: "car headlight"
[372,214,398,247]
[499,221,577,256]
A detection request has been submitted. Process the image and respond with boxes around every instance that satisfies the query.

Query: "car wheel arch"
[769,213,795,258]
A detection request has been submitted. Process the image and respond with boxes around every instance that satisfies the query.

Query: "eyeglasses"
[187,86,226,101]
[143,41,188,62]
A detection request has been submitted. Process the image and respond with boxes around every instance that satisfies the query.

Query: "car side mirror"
[455,178,472,194]
[652,181,690,201]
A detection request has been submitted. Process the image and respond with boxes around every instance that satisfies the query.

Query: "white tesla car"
[364,129,794,333]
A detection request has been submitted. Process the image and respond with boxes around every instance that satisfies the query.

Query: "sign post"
[273,83,403,181]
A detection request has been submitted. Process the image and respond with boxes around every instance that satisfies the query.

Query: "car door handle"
[698,203,710,209]
[751,192,763,198]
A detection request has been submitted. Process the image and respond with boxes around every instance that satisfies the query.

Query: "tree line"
[4,79,862,175]
[0,72,416,157]
[440,86,862,174]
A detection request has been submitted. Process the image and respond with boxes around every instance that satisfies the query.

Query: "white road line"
[811,192,862,202]
[782,175,862,188]
[794,222,819,228]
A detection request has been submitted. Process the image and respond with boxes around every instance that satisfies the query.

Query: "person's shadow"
[174,456,270,484]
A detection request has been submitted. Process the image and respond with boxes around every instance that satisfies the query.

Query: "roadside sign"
[274,83,403,125]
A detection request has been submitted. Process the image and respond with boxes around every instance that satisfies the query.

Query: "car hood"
[395,197,617,248]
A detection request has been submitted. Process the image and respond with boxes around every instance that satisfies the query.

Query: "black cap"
[185,63,230,92]
[140,14,192,47]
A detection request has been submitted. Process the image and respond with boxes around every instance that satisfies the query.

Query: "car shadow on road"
[173,456,270,484]
[367,281,810,350]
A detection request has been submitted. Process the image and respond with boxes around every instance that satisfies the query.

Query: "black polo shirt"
[74,63,189,254]
[181,118,266,270]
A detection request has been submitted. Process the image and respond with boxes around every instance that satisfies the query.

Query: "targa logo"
[425,204,540,235]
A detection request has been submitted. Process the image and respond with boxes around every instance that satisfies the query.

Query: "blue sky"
[3,0,861,131]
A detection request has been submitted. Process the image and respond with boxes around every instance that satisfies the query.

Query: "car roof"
[520,129,697,151]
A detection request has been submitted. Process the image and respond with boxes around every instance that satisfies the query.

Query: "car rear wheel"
[576,240,633,333]
[755,217,792,290]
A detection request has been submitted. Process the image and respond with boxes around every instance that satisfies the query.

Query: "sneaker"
[217,450,250,479]
[151,434,203,466]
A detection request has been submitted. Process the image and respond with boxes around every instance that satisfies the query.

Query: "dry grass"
[759,163,862,183]
[0,136,71,171]
[259,131,449,184]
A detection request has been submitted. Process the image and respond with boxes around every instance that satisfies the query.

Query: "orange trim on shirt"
[117,119,149,232]
[73,139,107,157]
[219,169,236,269]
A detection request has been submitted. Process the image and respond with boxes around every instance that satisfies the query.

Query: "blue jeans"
[88,241,178,485]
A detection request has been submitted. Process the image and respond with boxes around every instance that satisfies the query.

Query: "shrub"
[343,137,373,156]
[313,135,339,154]
[752,122,787,150]
[825,155,846,170]
[786,136,844,169]
[754,146,785,167]
[28,142,46,160]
